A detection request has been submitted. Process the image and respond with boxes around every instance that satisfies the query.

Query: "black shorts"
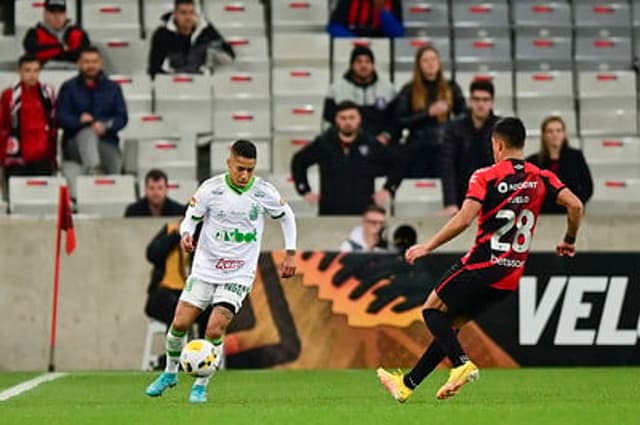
[434,261,513,318]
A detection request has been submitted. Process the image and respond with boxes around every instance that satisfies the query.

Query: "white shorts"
[179,275,250,314]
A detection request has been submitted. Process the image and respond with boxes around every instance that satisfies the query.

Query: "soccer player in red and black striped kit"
[377,117,584,402]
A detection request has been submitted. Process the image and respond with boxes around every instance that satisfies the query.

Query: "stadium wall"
[0,216,638,371]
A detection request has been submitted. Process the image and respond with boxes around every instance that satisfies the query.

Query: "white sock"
[165,326,187,374]
[194,375,212,387]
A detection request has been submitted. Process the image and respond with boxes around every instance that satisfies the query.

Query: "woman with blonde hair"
[526,115,593,214]
[393,46,465,177]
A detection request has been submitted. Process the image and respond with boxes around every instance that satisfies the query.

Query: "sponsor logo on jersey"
[249,203,260,221]
[498,181,538,194]
[254,190,265,198]
[189,197,197,207]
[214,228,258,243]
[491,254,526,268]
[215,258,246,271]
[212,188,225,196]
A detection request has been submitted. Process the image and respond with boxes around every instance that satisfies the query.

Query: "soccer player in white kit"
[145,140,297,403]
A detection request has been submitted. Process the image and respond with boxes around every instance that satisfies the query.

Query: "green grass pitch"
[1,368,639,425]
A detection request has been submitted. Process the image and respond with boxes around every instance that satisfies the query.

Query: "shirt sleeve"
[261,182,288,219]
[179,183,210,236]
[541,169,567,202]
[465,169,488,203]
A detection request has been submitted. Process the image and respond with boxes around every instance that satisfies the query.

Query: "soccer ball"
[180,339,217,377]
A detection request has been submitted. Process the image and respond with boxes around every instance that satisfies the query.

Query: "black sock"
[403,342,444,389]
[423,308,467,367]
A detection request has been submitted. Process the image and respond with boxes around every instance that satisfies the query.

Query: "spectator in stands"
[125,169,185,217]
[291,100,403,216]
[23,0,90,68]
[145,221,210,356]
[340,204,389,252]
[328,0,404,38]
[0,54,57,195]
[393,46,466,178]
[440,80,500,216]
[148,0,235,78]
[526,116,593,214]
[57,46,128,198]
[324,45,395,145]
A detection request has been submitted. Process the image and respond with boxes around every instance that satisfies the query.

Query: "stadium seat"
[0,71,16,90]
[137,139,197,181]
[272,132,316,174]
[267,171,319,217]
[272,33,330,68]
[0,36,17,70]
[8,176,65,216]
[271,0,328,33]
[212,71,270,101]
[402,1,449,37]
[272,67,330,98]
[140,319,167,371]
[454,36,512,71]
[590,179,640,214]
[573,3,632,28]
[94,38,147,76]
[519,108,577,137]
[578,71,637,135]
[515,28,573,71]
[583,137,640,179]
[272,101,323,133]
[212,102,271,140]
[39,70,77,93]
[110,74,152,115]
[394,36,451,71]
[513,1,571,28]
[516,71,574,130]
[15,0,77,45]
[210,139,271,173]
[384,178,443,217]
[203,1,265,36]
[219,35,269,73]
[154,74,213,136]
[332,38,390,81]
[452,1,509,29]
[121,114,182,175]
[575,30,633,70]
[82,1,140,38]
[455,71,513,116]
[76,175,136,217]
[142,0,174,37]
[166,179,198,205]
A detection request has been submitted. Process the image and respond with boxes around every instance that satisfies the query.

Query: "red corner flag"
[57,185,76,255]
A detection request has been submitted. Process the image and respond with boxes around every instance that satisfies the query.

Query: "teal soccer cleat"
[189,384,208,403]
[145,372,177,397]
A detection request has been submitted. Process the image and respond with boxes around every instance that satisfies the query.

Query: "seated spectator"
[324,46,395,145]
[394,46,466,178]
[328,0,404,38]
[148,0,235,78]
[125,169,186,217]
[23,0,90,68]
[292,100,403,216]
[440,80,500,216]
[526,116,593,214]
[340,204,389,252]
[1,54,57,196]
[57,46,128,198]
[145,221,210,365]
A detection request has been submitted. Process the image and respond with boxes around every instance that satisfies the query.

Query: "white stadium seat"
[8,176,65,216]
[76,175,136,217]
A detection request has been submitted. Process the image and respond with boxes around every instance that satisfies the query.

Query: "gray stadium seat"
[121,114,182,175]
[165,179,198,205]
[515,28,573,70]
[272,67,330,98]
[82,1,140,38]
[402,1,449,37]
[39,70,76,93]
[267,171,319,217]
[272,133,316,174]
[519,108,577,137]
[94,38,147,76]
[212,101,271,140]
[574,3,631,28]
[137,139,196,181]
[154,74,213,136]
[0,37,17,70]
[272,33,329,68]
[203,1,265,37]
[381,178,443,217]
[271,0,328,33]
[454,37,512,71]
[212,71,270,101]
[272,101,324,134]
[110,74,152,115]
[220,36,269,73]
[8,176,65,216]
[590,179,640,214]
[76,175,136,217]
[452,1,509,29]
[516,71,574,130]
[394,37,450,72]
[583,137,640,179]
[142,0,174,37]
[513,1,571,28]
[575,30,633,70]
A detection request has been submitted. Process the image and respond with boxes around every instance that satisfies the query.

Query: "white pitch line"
[0,372,67,402]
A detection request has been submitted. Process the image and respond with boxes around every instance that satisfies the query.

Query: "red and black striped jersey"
[462,159,566,290]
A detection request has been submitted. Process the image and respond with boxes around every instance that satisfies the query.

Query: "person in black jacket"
[125,169,185,217]
[526,115,593,214]
[291,100,403,215]
[440,80,499,216]
[148,0,234,78]
[394,46,466,178]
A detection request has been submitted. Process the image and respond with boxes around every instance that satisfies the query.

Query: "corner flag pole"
[48,186,64,372]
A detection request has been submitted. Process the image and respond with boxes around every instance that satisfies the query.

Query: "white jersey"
[185,173,289,286]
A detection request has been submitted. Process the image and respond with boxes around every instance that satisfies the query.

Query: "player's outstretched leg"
[145,326,186,397]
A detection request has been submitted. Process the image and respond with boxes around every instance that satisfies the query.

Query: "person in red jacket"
[22,0,90,67]
[0,54,57,194]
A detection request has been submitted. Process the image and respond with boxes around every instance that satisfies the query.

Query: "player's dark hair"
[174,0,195,7]
[335,100,360,115]
[364,204,386,216]
[493,117,526,149]
[79,45,101,58]
[470,80,494,98]
[231,139,257,159]
[18,54,39,67]
[145,168,169,185]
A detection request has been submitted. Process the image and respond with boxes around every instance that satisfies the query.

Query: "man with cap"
[323,45,396,145]
[23,0,90,67]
